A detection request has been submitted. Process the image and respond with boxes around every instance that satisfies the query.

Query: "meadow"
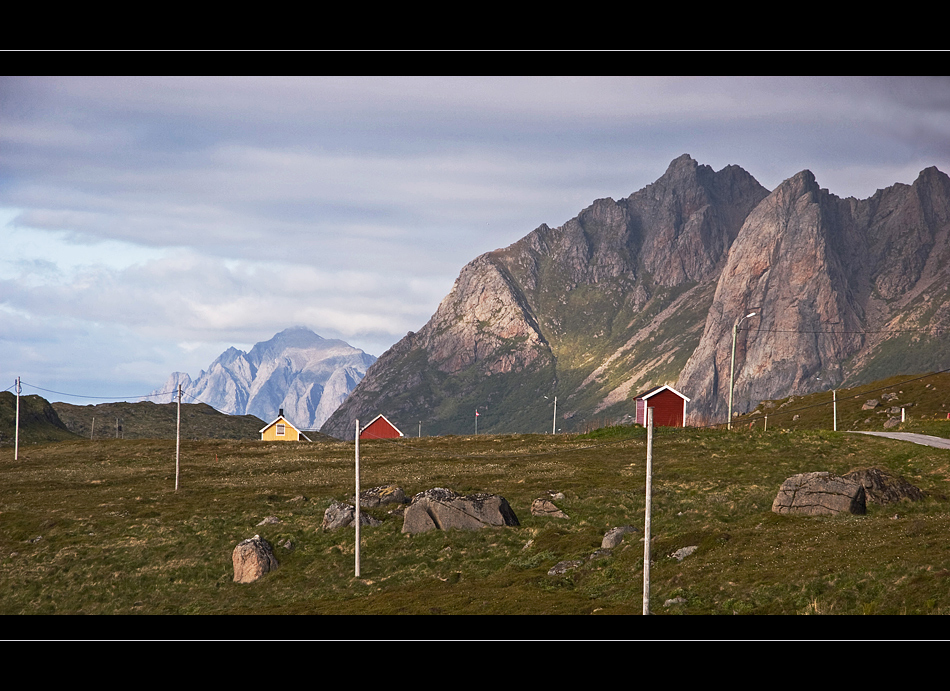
[3,415,950,625]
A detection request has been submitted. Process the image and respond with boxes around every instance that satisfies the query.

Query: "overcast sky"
[3,75,949,405]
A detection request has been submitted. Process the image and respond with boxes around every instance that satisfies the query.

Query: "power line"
[19,381,179,401]
[739,327,946,334]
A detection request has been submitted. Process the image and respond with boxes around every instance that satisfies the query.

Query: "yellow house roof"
[259,414,300,434]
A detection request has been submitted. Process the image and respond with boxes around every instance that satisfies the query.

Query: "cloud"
[2,75,949,401]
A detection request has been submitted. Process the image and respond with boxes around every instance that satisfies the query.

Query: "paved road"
[847,431,950,450]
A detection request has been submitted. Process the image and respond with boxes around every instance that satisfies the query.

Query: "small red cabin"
[634,385,690,427]
[359,414,404,440]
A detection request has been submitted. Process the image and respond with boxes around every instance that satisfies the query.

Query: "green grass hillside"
[731,371,950,438]
[0,392,81,447]
[3,418,950,618]
[52,400,266,441]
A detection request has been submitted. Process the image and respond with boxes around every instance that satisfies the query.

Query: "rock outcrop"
[321,502,383,531]
[771,472,867,516]
[843,468,924,504]
[401,488,520,534]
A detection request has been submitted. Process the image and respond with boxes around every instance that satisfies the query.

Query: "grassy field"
[731,371,950,438]
[3,416,950,625]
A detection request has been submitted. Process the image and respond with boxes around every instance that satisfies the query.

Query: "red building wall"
[636,389,685,427]
[360,417,402,439]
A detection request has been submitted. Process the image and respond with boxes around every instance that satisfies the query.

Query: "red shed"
[359,414,404,440]
[634,385,690,427]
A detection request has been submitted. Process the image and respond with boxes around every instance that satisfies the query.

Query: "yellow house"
[259,409,311,441]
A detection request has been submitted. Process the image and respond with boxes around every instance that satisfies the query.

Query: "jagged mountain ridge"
[321,155,769,437]
[151,327,376,430]
[679,164,950,423]
[320,156,950,438]
[321,155,950,438]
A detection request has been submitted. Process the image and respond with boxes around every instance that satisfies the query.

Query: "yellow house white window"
[276,423,285,436]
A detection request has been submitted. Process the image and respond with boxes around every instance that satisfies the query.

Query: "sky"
[2,75,949,405]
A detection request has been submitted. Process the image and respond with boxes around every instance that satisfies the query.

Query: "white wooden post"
[14,377,20,461]
[175,384,181,491]
[355,418,361,578]
[643,406,653,615]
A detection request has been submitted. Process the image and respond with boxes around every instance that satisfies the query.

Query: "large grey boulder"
[401,488,520,534]
[772,472,866,516]
[322,501,383,531]
[843,468,924,505]
[232,535,278,583]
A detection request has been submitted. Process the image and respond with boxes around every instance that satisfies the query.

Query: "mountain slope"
[151,327,376,430]
[321,155,769,438]
[678,165,950,423]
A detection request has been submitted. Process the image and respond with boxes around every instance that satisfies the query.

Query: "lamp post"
[728,312,757,430]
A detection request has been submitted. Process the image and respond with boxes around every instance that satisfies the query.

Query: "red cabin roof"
[359,414,404,440]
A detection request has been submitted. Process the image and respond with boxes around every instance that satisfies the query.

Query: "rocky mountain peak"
[152,328,376,430]
[323,157,950,437]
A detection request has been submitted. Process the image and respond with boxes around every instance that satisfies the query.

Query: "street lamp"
[728,311,757,430]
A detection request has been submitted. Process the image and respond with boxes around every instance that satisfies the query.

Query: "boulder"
[670,545,698,561]
[602,525,638,549]
[232,535,278,583]
[321,501,383,531]
[843,468,924,505]
[772,472,866,516]
[401,488,520,534]
[548,560,583,575]
[359,485,408,508]
[531,498,569,518]
[862,399,880,410]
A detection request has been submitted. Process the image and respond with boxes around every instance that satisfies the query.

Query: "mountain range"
[151,327,376,430]
[321,154,950,438]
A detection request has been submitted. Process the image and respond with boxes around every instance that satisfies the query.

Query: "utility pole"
[91,417,95,440]
[355,418,361,578]
[728,312,757,430]
[175,384,181,491]
[643,407,653,615]
[14,377,20,461]
[833,390,837,431]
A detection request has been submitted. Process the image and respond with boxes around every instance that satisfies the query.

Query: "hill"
[52,400,266,441]
[0,391,81,446]
[730,370,950,437]
[322,156,950,439]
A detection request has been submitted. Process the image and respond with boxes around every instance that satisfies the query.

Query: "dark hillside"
[52,400,266,441]
[0,392,80,446]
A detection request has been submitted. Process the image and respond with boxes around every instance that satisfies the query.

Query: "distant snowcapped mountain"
[151,327,376,430]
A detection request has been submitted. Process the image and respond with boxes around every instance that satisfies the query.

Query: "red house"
[359,414,404,440]
[634,385,690,427]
